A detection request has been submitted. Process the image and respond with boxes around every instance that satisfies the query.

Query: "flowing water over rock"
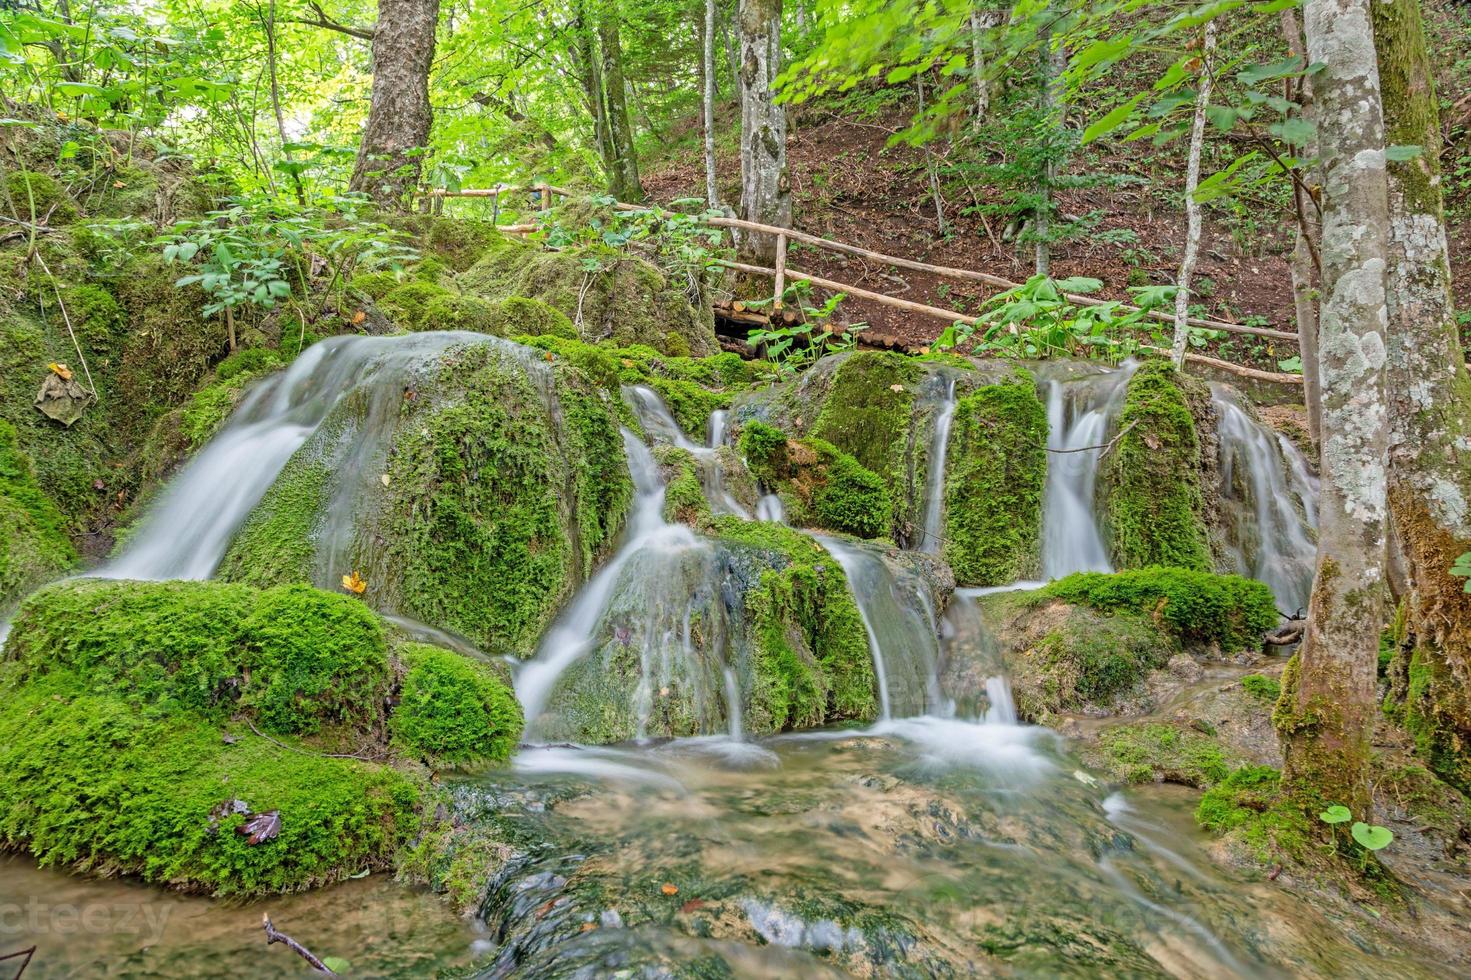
[627,385,751,518]
[1037,365,1134,579]
[918,375,958,555]
[1211,385,1319,612]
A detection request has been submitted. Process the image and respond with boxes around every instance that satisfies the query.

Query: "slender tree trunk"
[725,5,740,95]
[349,0,440,208]
[704,0,720,207]
[598,8,644,201]
[1170,20,1216,369]
[1034,12,1065,277]
[970,7,1002,124]
[1276,0,1392,819]
[917,76,947,235]
[263,0,306,205]
[1374,0,1471,787]
[1282,8,1325,447]
[571,3,614,182]
[737,0,791,265]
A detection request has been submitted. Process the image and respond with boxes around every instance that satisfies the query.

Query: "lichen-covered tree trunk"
[1373,0,1471,788]
[737,0,791,265]
[1281,8,1324,447]
[703,0,720,207]
[1170,19,1216,369]
[349,0,440,208]
[1034,10,1066,277]
[1276,0,1391,817]
[598,8,644,202]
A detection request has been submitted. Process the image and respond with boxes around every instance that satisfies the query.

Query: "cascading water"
[100,332,504,582]
[1039,366,1134,579]
[813,534,943,719]
[513,430,700,734]
[1211,385,1319,611]
[627,385,752,519]
[756,494,786,523]
[918,375,958,554]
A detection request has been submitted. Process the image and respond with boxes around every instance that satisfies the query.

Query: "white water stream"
[918,375,958,554]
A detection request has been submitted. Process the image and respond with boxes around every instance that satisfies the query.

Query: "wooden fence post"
[540,185,552,211]
[773,232,787,312]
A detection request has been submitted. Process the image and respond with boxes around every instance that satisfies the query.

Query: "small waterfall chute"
[918,375,958,555]
[627,385,752,519]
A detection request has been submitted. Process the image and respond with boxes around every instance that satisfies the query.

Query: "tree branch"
[262,915,337,975]
[287,1,374,41]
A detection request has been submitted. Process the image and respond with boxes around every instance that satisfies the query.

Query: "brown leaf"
[680,899,706,913]
[660,883,678,896]
[236,810,281,845]
[352,310,367,325]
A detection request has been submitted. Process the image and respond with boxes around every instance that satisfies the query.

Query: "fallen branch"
[263,914,337,975]
[245,720,382,761]
[1046,420,1138,459]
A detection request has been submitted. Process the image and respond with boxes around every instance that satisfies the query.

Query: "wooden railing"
[427,185,1303,385]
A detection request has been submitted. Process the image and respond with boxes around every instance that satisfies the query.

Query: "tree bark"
[1034,11,1065,277]
[1373,0,1471,787]
[598,8,645,201]
[1170,19,1216,369]
[1281,8,1324,448]
[737,0,791,265]
[704,0,720,207]
[1277,0,1392,819]
[349,0,439,208]
[969,7,1003,124]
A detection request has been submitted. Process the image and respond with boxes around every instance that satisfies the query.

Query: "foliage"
[1241,673,1281,702]
[1318,804,1394,854]
[748,292,864,377]
[0,420,77,608]
[1451,551,1471,593]
[1041,567,1279,651]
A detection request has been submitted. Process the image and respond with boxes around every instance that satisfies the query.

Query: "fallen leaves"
[341,571,367,594]
[888,383,905,393]
[237,810,282,845]
[660,883,679,896]
[47,362,73,381]
[543,351,556,362]
[379,473,391,487]
[352,310,367,325]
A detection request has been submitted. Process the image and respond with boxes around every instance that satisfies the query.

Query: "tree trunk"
[969,7,1003,124]
[573,3,614,179]
[349,0,440,208]
[1281,8,1324,448]
[598,9,644,201]
[1276,0,1392,819]
[737,0,791,265]
[704,0,720,207]
[1034,12,1065,277]
[1170,21,1216,368]
[1374,0,1471,789]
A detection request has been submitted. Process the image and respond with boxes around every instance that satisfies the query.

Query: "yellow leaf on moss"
[660,883,678,896]
[47,362,73,381]
[341,571,367,594]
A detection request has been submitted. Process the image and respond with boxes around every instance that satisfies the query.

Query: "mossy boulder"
[0,577,524,897]
[1101,361,1213,571]
[1086,722,1238,787]
[0,420,77,612]
[220,338,631,656]
[942,369,1048,584]
[460,236,718,356]
[739,421,890,538]
[535,518,877,743]
[1041,567,1278,652]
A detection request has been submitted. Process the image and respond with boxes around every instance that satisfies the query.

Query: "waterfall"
[101,332,507,582]
[813,535,942,719]
[723,667,744,740]
[1211,386,1319,611]
[918,376,958,555]
[514,430,700,732]
[1039,367,1134,579]
[756,494,786,524]
[627,386,752,519]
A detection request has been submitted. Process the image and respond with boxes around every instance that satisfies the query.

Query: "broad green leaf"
[1056,277,1103,294]
[1319,805,1351,825]
[1350,822,1393,851]
[1083,94,1146,145]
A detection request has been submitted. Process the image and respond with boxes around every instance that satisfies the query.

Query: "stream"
[0,336,1365,978]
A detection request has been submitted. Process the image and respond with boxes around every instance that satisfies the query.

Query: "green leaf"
[1319,805,1352,825]
[1269,118,1317,148]
[1350,822,1393,851]
[1450,552,1471,592]
[1083,94,1146,145]
[1055,277,1103,295]
[1386,145,1424,162]
[321,956,351,973]
[1277,356,1303,373]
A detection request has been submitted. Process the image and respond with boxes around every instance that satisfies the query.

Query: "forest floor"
[643,3,1471,367]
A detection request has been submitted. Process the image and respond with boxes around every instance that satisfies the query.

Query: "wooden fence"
[426,185,1303,385]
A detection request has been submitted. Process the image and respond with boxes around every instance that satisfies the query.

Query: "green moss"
[943,371,1047,584]
[350,270,402,300]
[738,420,790,484]
[712,518,876,730]
[1401,646,1471,794]
[423,292,501,334]
[648,376,729,439]
[494,296,576,338]
[1095,723,1234,787]
[380,280,456,329]
[658,445,713,528]
[420,216,504,272]
[62,284,125,362]
[214,346,283,381]
[6,579,388,736]
[395,804,511,912]
[391,644,523,767]
[180,369,266,449]
[1025,609,1169,714]
[217,456,329,588]
[810,353,919,535]
[5,170,77,225]
[738,423,888,538]
[0,673,421,898]
[552,367,633,575]
[1195,765,1311,863]
[1103,361,1212,571]
[0,420,76,609]
[1041,567,1278,650]
[1241,674,1282,702]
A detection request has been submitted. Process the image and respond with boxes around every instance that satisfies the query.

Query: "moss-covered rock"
[0,421,77,611]
[1102,361,1213,571]
[942,370,1048,585]
[460,237,718,356]
[391,643,524,767]
[739,421,890,539]
[1040,567,1278,651]
[5,170,78,225]
[1088,722,1237,787]
[0,577,523,898]
[1196,764,1312,864]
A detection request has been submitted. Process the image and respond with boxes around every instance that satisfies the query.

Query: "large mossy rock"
[219,337,632,656]
[535,518,881,743]
[0,421,76,613]
[738,421,891,539]
[459,235,719,357]
[942,368,1048,585]
[0,578,523,897]
[1101,361,1214,571]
